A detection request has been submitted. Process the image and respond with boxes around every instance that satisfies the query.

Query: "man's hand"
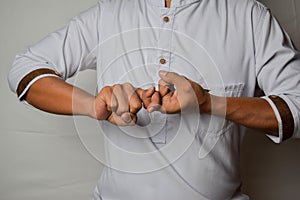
[137,86,161,113]
[94,83,160,126]
[157,70,280,137]
[93,70,211,125]
[94,83,141,126]
[158,70,210,114]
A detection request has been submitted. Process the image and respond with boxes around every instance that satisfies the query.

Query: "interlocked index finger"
[129,92,142,114]
[158,79,171,97]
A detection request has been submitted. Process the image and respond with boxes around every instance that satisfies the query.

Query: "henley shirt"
[8,0,300,199]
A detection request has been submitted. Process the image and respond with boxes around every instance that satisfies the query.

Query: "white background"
[0,0,299,199]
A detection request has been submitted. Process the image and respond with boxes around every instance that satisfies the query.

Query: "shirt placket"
[150,7,176,144]
[157,8,175,73]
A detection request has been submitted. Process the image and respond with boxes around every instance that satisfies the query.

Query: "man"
[8,0,300,199]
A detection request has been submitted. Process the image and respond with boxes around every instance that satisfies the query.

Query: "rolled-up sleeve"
[254,5,300,143]
[8,3,100,100]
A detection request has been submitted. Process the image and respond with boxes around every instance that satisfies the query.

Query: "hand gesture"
[94,83,160,126]
[158,70,210,114]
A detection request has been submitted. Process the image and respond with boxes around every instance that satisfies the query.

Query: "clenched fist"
[93,83,160,126]
[158,70,210,114]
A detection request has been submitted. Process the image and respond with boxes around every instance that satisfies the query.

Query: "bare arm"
[203,95,278,136]
[157,70,281,137]
[25,76,96,118]
[24,76,160,126]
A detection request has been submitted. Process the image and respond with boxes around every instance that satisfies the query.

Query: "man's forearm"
[158,70,279,136]
[22,75,281,137]
[203,95,279,136]
[25,76,96,118]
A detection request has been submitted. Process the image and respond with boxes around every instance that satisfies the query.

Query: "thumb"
[159,70,186,86]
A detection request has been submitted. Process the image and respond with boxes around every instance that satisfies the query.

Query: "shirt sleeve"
[8,3,101,100]
[253,3,300,143]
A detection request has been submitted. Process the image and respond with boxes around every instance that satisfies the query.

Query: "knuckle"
[101,86,111,93]
[123,82,131,87]
[138,90,144,100]
[132,101,142,110]
[123,82,134,90]
[113,84,122,90]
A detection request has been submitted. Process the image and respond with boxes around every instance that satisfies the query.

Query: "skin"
[25,69,278,136]
[25,76,160,126]
[156,70,278,135]
[165,0,171,8]
[24,0,279,136]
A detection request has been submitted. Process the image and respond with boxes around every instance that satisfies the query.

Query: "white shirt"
[8,0,300,199]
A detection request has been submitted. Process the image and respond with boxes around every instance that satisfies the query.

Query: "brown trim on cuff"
[269,95,294,141]
[17,68,61,98]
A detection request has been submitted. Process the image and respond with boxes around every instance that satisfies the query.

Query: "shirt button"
[163,16,170,23]
[160,58,167,64]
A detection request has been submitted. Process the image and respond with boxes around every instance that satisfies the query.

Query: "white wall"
[0,1,102,200]
[0,0,299,200]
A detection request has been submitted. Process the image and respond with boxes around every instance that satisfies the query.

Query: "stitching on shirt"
[253,4,268,47]
[169,7,177,67]
[253,3,268,78]
[63,1,102,80]
[83,2,102,67]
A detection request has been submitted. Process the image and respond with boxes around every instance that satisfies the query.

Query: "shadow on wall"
[241,130,300,200]
[259,0,300,48]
